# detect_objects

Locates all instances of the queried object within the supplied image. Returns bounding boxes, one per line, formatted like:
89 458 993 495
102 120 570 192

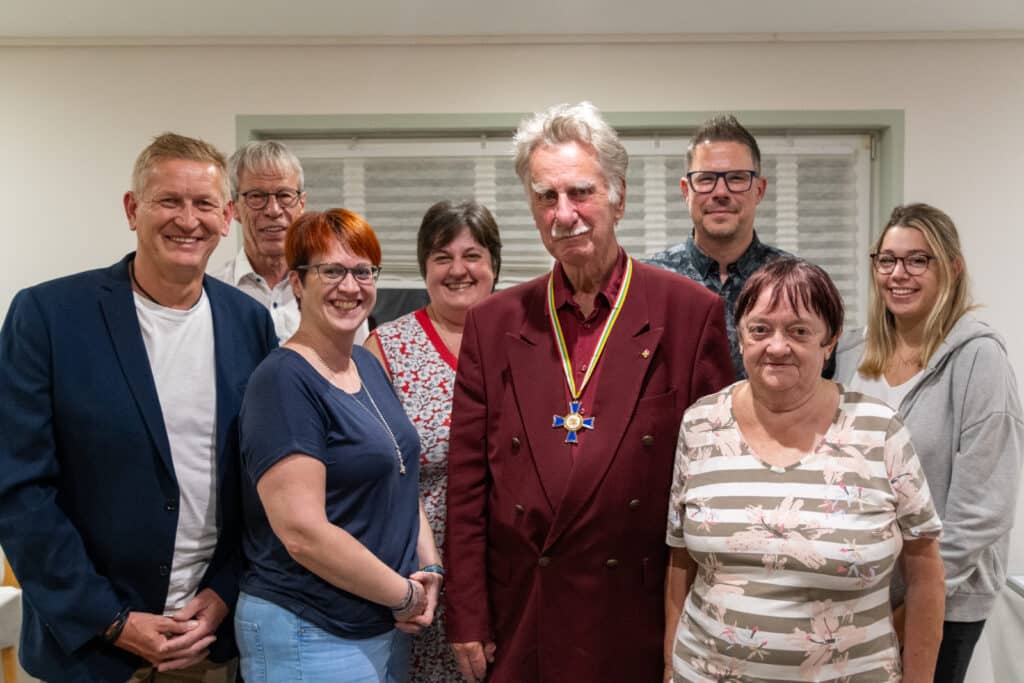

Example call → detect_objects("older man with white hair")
443 102 734 682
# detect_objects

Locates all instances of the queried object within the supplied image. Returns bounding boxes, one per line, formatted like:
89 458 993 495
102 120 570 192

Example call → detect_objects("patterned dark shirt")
645 232 789 380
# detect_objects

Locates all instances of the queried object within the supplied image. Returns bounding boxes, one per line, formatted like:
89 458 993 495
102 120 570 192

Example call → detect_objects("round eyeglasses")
685 170 758 194
870 253 935 275
296 263 381 284
239 189 302 210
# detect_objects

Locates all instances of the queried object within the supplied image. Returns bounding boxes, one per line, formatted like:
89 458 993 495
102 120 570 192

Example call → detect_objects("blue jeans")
235 592 408 683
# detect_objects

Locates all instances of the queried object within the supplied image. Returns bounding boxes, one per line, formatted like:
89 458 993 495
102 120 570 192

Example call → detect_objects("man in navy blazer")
0 133 276 682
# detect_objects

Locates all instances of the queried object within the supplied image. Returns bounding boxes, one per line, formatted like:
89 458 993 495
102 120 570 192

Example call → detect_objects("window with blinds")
287 132 872 326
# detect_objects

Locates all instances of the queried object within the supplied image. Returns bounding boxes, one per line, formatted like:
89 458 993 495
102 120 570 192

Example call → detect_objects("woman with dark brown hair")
667 258 945 682
365 199 501 683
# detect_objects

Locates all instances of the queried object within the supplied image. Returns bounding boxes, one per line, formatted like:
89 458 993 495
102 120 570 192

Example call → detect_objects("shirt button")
158 564 170 577
628 499 641 510
273 303 278 308
514 504 525 513
511 436 521 449
580 363 588 372
538 556 551 567
165 500 177 512
641 434 654 447
605 558 619 568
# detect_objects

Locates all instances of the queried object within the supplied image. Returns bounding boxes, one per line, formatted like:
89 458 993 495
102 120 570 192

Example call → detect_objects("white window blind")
286 132 872 325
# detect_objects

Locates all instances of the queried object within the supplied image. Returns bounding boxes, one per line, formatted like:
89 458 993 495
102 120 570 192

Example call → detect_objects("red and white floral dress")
371 308 460 683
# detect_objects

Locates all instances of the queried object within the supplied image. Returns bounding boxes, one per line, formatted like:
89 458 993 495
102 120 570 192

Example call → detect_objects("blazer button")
514 504 525 513
158 564 170 577
511 436 521 449
628 498 641 510
165 500 177 512
605 558 619 568
538 556 551 567
641 434 654 447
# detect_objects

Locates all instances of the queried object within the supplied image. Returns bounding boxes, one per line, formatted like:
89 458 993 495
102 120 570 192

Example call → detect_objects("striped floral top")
666 383 941 682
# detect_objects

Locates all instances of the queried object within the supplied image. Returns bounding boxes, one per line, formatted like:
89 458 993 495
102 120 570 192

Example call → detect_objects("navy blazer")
0 254 277 682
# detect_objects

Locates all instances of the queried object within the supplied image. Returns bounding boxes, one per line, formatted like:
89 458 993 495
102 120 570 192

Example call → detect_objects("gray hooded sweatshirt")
836 313 1024 621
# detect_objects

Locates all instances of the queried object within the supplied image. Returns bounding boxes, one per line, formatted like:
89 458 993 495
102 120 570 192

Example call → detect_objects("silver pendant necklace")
356 385 407 476
301 342 407 476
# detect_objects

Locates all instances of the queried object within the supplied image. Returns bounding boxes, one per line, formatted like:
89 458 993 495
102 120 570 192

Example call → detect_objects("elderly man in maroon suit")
444 102 735 683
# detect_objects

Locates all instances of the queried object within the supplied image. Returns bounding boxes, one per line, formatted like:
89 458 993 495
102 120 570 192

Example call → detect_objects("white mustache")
550 219 591 240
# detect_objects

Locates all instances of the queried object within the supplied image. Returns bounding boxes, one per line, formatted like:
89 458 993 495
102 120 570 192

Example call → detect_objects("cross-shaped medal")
552 401 595 444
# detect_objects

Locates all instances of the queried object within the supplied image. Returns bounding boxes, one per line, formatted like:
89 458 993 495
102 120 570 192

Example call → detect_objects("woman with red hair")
236 209 441 682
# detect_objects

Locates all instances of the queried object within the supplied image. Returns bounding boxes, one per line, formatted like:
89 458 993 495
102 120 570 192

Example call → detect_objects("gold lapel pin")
641 349 650 359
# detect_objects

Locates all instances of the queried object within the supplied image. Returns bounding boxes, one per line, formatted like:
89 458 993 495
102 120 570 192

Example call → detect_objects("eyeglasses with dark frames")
295 263 381 284
239 189 302 210
685 170 759 194
870 252 935 275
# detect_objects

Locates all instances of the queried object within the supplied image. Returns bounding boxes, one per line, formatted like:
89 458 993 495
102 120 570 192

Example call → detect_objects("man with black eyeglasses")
213 140 368 344
645 115 793 379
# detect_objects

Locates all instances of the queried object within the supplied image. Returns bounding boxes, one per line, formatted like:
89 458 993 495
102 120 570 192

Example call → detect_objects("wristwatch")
103 607 130 644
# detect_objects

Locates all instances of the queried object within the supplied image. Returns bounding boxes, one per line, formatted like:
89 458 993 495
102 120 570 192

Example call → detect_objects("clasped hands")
393 570 443 634
112 587 228 672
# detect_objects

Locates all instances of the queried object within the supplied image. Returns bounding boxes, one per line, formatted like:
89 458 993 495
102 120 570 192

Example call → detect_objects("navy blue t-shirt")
239 346 420 639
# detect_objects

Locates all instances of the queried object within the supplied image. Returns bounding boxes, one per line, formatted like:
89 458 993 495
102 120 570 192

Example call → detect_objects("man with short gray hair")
213 141 307 343
215 141 369 343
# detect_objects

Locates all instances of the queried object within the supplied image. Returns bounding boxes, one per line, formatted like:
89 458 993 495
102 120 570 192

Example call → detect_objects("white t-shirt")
849 369 923 412
134 291 218 614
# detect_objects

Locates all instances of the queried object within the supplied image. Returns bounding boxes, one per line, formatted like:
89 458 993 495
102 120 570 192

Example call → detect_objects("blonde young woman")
837 203 1024 683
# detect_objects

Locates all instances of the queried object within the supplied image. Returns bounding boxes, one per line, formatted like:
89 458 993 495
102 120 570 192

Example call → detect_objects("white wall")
3 39 1023 369
2 35 1023 676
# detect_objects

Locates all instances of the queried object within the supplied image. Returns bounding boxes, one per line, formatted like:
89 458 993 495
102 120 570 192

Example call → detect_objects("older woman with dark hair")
665 258 945 683
365 199 501 683
236 209 442 682
837 203 1024 683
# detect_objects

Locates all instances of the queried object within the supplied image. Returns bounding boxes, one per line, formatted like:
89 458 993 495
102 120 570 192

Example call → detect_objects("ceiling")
4 0 1024 42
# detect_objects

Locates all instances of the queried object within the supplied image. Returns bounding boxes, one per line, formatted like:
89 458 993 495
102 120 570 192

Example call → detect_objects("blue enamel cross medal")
546 258 633 447
552 401 595 444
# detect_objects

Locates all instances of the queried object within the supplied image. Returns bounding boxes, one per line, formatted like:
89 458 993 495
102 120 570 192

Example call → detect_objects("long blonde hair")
860 203 974 378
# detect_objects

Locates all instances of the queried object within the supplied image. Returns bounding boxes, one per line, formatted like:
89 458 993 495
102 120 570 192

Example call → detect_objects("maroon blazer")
445 258 734 682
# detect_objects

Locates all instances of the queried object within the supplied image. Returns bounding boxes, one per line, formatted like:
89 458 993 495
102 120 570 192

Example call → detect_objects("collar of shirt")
228 246 260 287
685 230 773 283
550 248 629 321
230 246 292 292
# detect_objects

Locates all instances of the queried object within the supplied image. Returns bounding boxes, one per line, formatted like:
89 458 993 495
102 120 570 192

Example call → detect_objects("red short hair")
286 208 382 273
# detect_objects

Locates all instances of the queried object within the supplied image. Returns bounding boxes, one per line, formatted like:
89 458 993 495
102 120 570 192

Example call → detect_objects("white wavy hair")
512 101 628 206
